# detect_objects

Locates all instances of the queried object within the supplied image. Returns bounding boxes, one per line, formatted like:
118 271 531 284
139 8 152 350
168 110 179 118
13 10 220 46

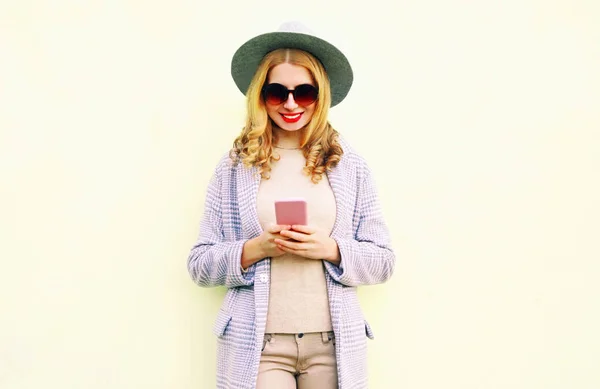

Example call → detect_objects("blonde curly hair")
230 48 343 184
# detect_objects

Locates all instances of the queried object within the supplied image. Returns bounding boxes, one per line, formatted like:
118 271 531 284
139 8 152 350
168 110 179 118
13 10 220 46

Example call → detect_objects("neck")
273 127 302 149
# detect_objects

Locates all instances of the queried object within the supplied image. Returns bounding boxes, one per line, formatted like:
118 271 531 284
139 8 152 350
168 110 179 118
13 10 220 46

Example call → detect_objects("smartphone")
274 198 307 226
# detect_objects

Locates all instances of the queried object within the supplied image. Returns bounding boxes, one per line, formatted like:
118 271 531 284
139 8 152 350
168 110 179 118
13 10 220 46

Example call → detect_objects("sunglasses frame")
261 83 319 106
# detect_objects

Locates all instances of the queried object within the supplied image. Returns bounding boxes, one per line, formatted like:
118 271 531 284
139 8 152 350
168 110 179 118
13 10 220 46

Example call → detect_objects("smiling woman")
186 21 395 389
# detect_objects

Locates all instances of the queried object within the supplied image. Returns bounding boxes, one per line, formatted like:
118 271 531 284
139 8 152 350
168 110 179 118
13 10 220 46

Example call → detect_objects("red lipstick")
281 112 303 123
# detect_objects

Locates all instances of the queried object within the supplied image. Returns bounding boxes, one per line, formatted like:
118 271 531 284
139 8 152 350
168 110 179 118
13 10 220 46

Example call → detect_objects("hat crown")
277 21 314 35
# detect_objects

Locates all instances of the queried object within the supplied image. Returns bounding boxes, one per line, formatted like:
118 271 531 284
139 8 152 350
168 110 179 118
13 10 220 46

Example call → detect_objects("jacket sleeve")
324 162 395 287
187 163 255 288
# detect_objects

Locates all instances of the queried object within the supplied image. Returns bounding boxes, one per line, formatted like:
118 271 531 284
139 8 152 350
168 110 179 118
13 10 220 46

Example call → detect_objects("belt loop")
321 331 328 343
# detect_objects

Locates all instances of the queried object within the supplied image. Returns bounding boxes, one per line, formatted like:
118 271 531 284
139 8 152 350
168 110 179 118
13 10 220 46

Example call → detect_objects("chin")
276 120 308 132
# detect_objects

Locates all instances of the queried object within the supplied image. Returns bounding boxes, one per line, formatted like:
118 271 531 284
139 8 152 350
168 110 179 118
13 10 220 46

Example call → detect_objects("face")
264 63 316 132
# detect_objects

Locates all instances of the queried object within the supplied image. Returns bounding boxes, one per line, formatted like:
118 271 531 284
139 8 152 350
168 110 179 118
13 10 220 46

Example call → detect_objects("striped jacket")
187 137 395 389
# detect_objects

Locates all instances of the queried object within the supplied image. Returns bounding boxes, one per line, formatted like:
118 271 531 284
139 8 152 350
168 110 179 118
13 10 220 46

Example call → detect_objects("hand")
275 225 341 264
241 224 291 269
258 224 292 258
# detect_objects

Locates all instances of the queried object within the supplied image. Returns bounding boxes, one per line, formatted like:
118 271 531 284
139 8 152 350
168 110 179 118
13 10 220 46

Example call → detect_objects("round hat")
231 21 353 107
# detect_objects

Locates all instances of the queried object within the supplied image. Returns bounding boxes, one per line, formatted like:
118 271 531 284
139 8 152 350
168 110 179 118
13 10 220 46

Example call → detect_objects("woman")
187 21 395 389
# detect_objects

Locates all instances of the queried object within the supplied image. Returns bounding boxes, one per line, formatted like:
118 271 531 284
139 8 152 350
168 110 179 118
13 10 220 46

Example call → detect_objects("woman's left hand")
275 225 341 264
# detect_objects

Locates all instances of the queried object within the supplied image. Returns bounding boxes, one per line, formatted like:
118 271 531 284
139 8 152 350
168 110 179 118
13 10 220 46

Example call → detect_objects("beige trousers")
256 332 338 389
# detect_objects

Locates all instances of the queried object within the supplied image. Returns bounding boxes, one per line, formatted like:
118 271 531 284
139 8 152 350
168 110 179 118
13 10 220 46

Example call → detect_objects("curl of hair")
231 48 343 184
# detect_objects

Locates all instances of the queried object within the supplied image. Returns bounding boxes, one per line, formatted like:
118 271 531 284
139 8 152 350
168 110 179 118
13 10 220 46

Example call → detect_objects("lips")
280 112 303 123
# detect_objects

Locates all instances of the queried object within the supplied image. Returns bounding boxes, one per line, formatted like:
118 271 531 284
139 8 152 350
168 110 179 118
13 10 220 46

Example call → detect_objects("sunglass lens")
294 84 318 105
263 84 287 105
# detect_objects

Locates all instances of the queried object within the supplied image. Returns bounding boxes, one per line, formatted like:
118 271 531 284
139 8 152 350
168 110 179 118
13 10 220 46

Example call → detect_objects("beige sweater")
256 147 336 333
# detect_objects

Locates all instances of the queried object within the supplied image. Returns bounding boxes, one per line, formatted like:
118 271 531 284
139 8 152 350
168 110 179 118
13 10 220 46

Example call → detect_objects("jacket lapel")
235 163 263 239
327 153 352 241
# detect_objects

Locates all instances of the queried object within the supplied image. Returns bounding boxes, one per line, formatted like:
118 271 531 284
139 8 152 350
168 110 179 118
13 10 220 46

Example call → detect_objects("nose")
283 92 298 110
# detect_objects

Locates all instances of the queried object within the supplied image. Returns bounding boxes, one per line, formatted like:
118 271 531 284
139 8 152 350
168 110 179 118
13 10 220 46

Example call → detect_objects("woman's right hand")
241 224 291 269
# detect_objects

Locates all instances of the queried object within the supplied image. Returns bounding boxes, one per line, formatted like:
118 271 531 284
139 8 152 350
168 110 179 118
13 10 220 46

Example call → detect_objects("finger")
279 229 310 242
274 238 305 251
290 224 317 234
268 235 290 243
277 244 304 256
267 224 291 234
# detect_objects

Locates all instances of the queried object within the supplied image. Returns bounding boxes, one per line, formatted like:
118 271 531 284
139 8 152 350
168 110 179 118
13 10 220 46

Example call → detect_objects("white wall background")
1 0 599 388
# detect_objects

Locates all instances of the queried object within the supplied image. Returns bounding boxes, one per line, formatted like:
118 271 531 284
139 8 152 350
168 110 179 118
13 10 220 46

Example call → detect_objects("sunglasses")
262 83 319 106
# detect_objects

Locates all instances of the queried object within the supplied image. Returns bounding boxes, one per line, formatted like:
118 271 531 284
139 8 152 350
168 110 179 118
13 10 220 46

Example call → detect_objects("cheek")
304 106 316 122
266 106 280 121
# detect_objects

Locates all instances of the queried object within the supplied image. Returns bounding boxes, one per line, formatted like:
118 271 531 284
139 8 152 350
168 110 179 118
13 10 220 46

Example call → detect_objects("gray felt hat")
231 21 353 107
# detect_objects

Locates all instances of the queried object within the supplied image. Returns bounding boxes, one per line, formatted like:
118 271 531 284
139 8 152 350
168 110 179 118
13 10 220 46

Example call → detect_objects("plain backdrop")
1 0 599 388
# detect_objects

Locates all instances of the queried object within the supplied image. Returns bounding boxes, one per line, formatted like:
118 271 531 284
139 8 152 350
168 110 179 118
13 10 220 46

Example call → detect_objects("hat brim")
231 31 353 107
